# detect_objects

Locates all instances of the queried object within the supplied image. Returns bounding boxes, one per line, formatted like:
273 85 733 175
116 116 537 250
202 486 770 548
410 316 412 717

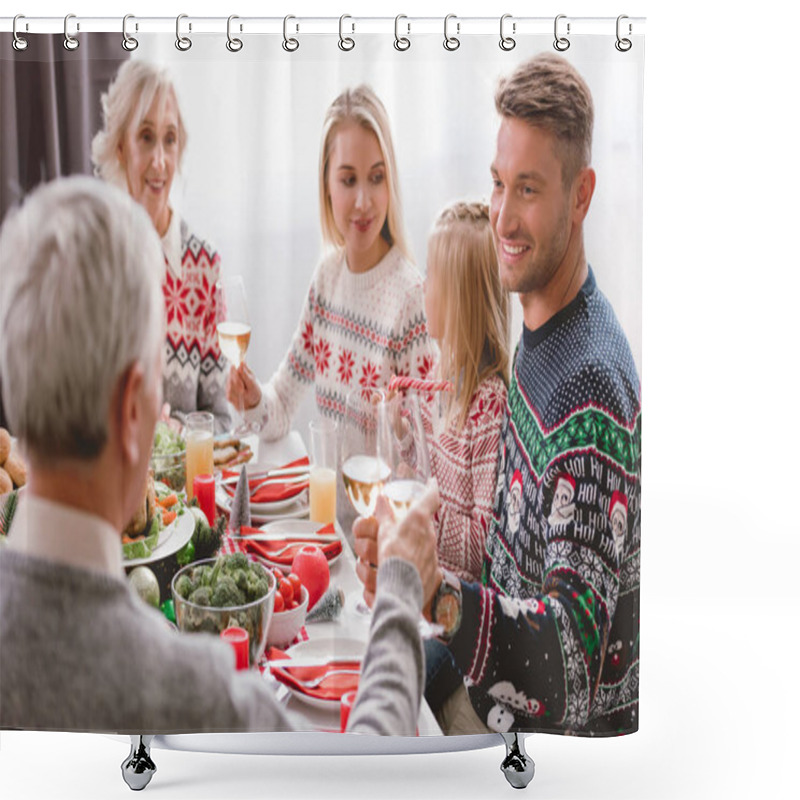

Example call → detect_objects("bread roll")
123 471 155 537
0 467 12 495
0 428 10 464
3 452 26 488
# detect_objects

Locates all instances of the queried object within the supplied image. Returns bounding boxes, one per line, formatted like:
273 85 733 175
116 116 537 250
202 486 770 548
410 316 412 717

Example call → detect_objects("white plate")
251 487 309 514
248 519 342 569
277 636 366 710
216 483 309 517
123 508 194 567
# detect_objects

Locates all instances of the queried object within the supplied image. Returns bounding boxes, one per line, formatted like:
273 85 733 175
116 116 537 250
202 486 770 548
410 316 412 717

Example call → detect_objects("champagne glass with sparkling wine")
216 275 256 435
341 387 391 614
377 390 430 522
341 388 391 519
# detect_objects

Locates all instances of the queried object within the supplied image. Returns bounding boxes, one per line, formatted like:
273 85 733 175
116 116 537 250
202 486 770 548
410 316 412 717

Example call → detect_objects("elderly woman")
91 60 231 433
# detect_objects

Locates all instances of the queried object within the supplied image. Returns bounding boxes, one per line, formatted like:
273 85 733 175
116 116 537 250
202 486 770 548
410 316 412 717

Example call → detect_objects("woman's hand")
226 363 262 411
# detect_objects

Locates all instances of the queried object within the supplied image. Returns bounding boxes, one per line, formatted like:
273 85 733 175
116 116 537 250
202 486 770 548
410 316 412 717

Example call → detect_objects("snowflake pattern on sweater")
246 246 435 439
161 215 231 433
447 268 641 737
420 373 507 582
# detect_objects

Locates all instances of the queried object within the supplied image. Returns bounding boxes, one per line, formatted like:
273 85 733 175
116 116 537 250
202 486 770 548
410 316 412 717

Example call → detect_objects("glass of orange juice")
185 411 215 502
309 419 338 525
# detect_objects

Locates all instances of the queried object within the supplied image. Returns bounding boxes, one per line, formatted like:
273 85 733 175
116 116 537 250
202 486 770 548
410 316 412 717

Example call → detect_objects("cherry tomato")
279 579 294 606
273 591 285 613
287 599 298 610
287 573 303 603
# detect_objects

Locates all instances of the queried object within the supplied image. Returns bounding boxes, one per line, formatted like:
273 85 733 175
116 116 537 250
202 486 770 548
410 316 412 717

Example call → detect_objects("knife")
271 656 363 669
229 532 339 543
220 466 310 486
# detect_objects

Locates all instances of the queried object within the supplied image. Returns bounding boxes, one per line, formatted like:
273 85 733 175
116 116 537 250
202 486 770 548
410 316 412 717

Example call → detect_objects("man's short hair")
0 177 164 461
495 53 594 186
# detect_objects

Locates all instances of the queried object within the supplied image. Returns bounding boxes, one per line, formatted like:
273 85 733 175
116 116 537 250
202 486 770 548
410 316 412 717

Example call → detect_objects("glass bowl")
151 448 187 493
171 556 276 667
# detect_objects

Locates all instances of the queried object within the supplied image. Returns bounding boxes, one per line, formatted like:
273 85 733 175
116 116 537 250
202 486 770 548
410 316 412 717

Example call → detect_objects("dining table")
215 430 443 738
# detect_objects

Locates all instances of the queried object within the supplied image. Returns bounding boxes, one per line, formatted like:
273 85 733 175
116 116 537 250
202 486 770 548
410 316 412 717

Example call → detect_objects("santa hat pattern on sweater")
609 490 628 519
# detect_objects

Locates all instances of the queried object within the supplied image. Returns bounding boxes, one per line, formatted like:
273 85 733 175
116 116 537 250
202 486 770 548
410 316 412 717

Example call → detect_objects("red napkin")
222 457 310 504
268 652 360 701
238 523 342 567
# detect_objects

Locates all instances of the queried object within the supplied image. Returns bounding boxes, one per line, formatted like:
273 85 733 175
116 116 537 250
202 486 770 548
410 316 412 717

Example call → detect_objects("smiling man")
356 53 642 738
459 52 642 736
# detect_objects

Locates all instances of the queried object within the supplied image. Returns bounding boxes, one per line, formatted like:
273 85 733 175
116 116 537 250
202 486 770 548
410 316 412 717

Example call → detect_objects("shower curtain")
0 19 643 741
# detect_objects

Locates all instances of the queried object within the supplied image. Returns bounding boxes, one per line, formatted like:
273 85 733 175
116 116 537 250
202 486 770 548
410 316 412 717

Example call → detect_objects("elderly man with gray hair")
0 176 438 735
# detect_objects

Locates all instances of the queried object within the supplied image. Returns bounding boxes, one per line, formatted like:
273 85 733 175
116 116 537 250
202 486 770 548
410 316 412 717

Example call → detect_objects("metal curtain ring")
394 15 410 51
283 15 299 52
615 15 632 52
553 14 570 52
12 14 29 51
227 15 243 52
444 14 460 51
500 14 516 51
122 14 139 52
63 13 79 51
339 15 355 51
175 14 192 51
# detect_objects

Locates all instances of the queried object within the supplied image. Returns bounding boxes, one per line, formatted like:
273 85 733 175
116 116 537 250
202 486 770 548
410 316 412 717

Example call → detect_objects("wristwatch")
431 568 462 644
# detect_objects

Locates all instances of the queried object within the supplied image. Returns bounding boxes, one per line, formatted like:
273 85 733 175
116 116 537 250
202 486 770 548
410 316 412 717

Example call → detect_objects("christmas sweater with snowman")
244 245 435 439
447 267 641 736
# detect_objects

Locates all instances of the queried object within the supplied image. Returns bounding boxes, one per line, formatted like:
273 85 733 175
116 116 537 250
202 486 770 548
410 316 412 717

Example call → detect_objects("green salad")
151 421 186 491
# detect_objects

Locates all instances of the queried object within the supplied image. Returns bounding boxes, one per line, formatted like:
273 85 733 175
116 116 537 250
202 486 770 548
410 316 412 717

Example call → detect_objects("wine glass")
341 387 390 615
216 275 257 435
341 387 391 519
377 390 430 522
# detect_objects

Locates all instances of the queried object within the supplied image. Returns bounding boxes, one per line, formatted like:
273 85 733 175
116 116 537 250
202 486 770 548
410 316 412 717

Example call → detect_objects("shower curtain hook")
122 14 139 52
553 14 570 51
283 15 299 52
227 15 243 52
12 15 29 51
63 14 79 51
394 15 411 51
444 14 460 51
615 15 632 52
176 14 192 51
499 14 516 51
339 15 355 51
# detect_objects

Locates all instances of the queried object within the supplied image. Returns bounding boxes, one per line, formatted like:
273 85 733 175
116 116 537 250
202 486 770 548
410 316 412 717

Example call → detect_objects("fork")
249 474 309 499
257 541 336 559
289 668 361 689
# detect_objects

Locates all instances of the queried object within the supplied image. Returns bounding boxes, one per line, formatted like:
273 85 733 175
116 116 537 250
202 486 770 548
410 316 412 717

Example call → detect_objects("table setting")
114 413 442 736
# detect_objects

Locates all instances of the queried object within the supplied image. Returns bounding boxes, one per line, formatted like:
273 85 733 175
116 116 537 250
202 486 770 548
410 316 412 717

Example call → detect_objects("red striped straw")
387 376 454 393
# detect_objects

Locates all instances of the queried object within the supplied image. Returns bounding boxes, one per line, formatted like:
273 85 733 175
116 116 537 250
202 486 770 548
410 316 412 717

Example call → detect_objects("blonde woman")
92 60 230 433
228 85 434 438
421 201 510 582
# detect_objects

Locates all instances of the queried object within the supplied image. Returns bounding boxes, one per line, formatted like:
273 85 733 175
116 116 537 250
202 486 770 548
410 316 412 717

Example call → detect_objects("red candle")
340 690 357 732
193 473 216 526
220 626 249 670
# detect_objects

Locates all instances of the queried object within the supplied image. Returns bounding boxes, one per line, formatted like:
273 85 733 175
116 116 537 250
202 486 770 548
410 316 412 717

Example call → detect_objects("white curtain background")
135 33 643 434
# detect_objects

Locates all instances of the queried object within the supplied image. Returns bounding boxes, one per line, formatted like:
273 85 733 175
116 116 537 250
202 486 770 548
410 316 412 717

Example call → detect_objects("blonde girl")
421 201 510 582
229 85 434 438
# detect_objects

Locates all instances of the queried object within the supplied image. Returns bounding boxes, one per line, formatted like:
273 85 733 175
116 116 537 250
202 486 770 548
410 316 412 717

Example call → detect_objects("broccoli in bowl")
171 553 276 666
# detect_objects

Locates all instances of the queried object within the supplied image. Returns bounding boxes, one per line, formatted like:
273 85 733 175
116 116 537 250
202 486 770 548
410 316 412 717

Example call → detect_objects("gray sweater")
0 550 423 735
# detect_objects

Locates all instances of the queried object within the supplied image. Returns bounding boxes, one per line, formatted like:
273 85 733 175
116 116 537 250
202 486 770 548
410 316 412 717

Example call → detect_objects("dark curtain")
0 33 127 430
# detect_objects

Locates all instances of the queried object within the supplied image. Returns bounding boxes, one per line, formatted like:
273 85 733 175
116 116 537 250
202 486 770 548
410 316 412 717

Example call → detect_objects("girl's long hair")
428 201 509 430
